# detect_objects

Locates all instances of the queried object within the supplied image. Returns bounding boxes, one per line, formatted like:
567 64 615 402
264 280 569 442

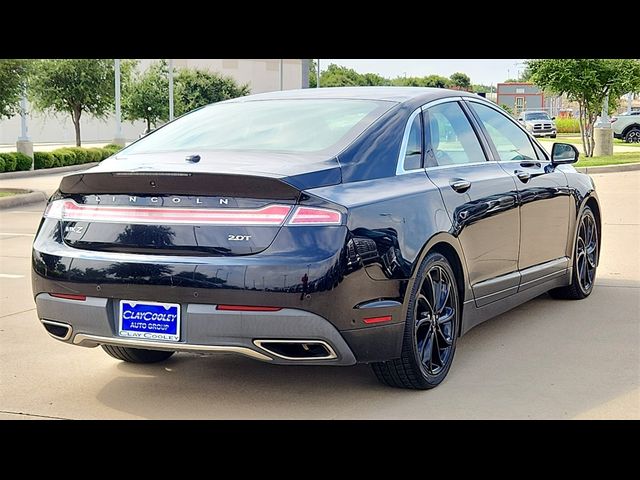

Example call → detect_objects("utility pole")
280 59 284 90
112 59 126 147
168 59 174 121
316 59 320 88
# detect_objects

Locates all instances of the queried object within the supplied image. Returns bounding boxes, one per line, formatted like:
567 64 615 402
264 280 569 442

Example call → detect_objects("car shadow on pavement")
94 284 639 419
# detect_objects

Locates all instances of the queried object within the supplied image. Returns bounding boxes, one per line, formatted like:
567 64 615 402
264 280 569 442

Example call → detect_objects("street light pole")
316 59 320 88
628 92 633 115
113 59 125 147
16 85 33 168
280 59 284 90
168 59 174 121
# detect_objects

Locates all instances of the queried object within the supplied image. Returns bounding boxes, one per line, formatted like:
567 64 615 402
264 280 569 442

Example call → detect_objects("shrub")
86 148 103 162
556 118 580 134
66 147 88 164
0 153 18 172
99 148 113 160
103 143 123 152
34 152 55 169
0 157 5 173
14 152 32 171
51 148 78 166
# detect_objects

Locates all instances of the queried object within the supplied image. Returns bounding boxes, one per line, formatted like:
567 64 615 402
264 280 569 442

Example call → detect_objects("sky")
320 59 527 85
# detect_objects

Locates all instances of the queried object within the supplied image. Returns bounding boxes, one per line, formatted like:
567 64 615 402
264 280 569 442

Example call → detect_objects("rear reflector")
45 199 292 226
216 305 282 312
50 293 87 301
288 206 342 225
363 315 392 324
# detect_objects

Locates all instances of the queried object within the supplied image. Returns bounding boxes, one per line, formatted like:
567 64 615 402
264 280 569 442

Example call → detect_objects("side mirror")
551 116 556 120
518 118 524 123
551 143 579 165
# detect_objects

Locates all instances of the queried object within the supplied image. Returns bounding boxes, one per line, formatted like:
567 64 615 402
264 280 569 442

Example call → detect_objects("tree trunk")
71 107 82 147
146 117 151 132
578 102 588 157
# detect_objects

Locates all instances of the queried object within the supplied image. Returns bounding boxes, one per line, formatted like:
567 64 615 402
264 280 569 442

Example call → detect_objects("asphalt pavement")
0 171 638 419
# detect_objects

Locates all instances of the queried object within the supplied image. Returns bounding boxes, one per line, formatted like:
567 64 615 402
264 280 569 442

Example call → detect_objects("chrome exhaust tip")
253 339 337 361
41 319 73 341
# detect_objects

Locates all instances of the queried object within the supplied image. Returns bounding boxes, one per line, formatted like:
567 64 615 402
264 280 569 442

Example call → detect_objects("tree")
318 64 389 87
392 74 451 88
0 59 30 119
29 59 131 146
472 84 495 94
449 72 471 90
528 59 640 156
122 60 169 131
174 68 249 116
308 59 317 88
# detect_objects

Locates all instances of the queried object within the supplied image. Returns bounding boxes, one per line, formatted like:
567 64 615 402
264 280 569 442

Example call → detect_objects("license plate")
118 300 180 342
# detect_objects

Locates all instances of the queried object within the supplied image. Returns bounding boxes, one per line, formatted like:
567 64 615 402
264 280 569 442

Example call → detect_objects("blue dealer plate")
118 300 181 342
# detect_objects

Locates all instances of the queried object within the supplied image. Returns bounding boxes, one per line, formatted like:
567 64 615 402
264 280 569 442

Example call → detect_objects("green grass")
575 152 640 167
539 135 640 147
0 191 17 197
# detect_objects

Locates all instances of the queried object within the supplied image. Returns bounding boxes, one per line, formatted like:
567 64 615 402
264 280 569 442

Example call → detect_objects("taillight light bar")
45 200 292 226
216 305 282 312
44 200 343 226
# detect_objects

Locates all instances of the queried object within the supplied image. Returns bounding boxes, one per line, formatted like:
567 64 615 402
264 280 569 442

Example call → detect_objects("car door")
423 100 521 307
466 100 572 291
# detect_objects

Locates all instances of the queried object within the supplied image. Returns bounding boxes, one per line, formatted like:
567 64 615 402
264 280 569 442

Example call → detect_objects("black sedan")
32 87 600 389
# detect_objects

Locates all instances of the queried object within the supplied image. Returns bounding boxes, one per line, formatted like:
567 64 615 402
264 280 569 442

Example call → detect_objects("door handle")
515 170 531 182
450 179 471 193
519 160 540 168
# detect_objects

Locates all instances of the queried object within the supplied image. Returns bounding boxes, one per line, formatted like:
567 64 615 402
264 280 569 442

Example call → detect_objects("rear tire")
101 345 175 363
550 134 557 138
549 206 598 300
624 127 640 143
371 252 459 389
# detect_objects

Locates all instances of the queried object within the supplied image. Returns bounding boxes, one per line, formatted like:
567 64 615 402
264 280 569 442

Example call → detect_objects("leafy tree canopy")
0 59 31 119
122 60 169 130
174 68 249 116
449 72 471 89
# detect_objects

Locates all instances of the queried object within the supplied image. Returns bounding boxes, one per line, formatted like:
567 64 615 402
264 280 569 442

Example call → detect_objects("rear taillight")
288 206 342 225
44 199 292 226
44 199 343 226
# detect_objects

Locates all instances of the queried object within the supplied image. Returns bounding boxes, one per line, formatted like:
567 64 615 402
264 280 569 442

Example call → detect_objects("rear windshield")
524 112 550 120
122 99 392 155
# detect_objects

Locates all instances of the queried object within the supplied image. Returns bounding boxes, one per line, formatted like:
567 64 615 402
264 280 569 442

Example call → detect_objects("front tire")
371 252 459 389
550 206 598 300
102 345 175 363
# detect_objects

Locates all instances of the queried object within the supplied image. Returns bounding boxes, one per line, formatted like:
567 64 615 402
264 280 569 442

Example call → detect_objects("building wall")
496 82 544 114
0 59 305 145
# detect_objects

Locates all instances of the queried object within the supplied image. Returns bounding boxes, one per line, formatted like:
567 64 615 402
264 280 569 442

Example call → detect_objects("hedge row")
0 144 122 173
34 145 122 170
0 152 33 173
555 118 581 134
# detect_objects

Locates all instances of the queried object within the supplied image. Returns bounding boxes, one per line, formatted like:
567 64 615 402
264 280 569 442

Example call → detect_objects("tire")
371 252 460 389
550 134 557 138
624 127 640 143
549 206 598 300
101 344 175 363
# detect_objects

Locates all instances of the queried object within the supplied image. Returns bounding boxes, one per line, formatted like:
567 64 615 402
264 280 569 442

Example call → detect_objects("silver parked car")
517 111 557 138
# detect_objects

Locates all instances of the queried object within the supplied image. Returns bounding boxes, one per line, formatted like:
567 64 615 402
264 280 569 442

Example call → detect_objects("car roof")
228 86 478 104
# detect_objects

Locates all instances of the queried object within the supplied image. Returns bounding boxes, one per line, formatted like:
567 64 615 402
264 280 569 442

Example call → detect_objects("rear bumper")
532 129 556 137
32 219 407 363
36 293 358 365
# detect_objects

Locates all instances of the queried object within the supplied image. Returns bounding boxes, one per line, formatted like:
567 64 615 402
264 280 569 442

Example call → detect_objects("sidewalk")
0 171 71 197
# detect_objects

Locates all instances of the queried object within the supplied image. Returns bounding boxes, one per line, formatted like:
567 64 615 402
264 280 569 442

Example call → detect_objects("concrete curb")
0 189 48 209
0 163 98 180
576 162 640 174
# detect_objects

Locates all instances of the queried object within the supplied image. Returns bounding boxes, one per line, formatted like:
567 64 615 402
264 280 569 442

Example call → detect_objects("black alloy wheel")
372 252 459 389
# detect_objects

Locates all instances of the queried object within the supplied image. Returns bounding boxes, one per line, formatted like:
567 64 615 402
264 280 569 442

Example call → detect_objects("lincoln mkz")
32 88 600 389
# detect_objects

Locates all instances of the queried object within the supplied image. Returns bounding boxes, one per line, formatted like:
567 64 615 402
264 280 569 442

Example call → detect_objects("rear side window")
470 102 537 161
403 114 423 170
424 102 486 166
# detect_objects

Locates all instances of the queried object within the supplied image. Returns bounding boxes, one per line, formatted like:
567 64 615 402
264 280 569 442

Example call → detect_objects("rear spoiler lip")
58 165 342 199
